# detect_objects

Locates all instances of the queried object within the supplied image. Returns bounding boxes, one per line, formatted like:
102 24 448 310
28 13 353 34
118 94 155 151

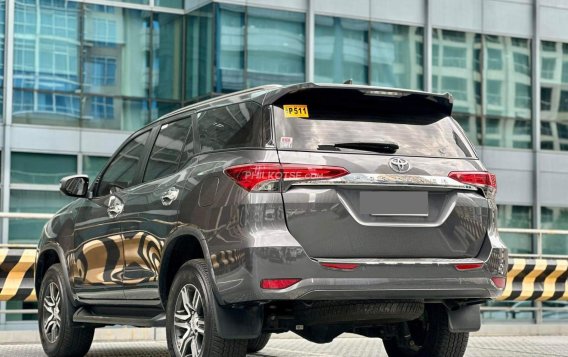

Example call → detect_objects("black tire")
166 259 247 357
297 300 424 326
382 304 469 357
38 264 94 357
247 333 271 353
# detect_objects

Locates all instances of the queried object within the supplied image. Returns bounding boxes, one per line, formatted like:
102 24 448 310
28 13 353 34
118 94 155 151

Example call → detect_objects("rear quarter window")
197 102 264 153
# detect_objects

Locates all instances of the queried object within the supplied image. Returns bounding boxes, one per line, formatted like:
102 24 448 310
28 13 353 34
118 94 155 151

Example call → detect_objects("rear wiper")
318 142 399 154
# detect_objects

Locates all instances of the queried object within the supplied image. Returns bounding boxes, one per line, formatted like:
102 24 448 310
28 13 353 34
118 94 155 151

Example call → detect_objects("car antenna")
343 79 353 84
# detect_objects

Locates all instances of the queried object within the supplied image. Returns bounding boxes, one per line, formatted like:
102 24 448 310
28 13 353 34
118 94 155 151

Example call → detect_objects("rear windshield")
272 89 475 159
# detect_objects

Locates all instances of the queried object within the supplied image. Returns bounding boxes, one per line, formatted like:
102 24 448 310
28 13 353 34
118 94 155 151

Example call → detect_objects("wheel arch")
159 230 215 308
159 229 263 340
35 244 77 306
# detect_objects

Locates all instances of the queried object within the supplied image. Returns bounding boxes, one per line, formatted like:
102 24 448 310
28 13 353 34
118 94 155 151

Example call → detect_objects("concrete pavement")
0 335 566 356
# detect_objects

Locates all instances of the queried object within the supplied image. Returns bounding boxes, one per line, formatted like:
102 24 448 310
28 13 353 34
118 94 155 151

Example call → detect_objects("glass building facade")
1 0 568 323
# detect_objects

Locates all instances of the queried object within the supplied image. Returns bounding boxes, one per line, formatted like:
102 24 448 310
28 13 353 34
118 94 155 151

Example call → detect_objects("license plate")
359 191 428 216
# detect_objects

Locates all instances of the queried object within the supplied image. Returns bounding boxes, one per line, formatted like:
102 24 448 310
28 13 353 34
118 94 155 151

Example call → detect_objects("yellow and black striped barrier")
497 258 568 301
0 247 36 302
0 248 566 303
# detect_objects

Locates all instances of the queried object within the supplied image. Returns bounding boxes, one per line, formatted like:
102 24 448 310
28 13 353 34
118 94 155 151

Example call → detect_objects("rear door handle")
107 195 124 218
161 187 179 206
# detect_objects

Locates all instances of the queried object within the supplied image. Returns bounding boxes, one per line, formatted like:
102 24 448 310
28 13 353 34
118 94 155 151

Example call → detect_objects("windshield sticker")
283 105 309 118
280 136 293 148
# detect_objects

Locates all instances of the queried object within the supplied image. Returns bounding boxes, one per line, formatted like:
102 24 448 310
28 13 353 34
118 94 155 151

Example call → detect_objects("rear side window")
197 102 263 153
143 117 192 182
97 131 150 196
273 89 475 159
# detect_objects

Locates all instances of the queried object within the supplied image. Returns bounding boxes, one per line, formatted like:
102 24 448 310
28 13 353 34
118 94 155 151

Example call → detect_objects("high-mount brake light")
224 163 349 192
448 171 497 193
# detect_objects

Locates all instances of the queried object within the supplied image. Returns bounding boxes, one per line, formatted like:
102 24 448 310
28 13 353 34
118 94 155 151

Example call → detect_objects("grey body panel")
35 83 507 337
277 151 489 259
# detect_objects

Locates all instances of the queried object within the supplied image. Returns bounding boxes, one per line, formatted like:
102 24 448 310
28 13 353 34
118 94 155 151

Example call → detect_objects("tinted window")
97 131 150 196
197 102 262 152
180 118 195 167
273 89 475 159
144 117 192 182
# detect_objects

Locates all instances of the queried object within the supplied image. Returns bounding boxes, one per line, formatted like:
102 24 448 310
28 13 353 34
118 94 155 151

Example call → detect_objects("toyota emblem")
389 157 410 173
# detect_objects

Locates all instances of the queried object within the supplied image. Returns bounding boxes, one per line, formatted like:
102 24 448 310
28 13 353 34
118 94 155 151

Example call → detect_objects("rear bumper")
211 231 507 305
261 277 498 301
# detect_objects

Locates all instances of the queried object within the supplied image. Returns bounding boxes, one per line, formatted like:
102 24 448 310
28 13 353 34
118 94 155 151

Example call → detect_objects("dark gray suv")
35 83 507 357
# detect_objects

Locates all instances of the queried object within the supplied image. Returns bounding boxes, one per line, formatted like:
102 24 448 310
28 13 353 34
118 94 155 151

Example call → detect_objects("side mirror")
60 175 90 198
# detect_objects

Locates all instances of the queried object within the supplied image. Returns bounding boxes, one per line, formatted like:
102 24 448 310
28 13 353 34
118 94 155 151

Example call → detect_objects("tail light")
491 276 506 289
448 171 497 197
260 278 301 289
320 262 359 270
487 247 508 290
455 263 483 271
224 163 349 192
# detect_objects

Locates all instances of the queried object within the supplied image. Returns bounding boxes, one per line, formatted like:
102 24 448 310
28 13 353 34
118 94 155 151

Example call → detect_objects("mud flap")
212 296 263 339
447 304 481 333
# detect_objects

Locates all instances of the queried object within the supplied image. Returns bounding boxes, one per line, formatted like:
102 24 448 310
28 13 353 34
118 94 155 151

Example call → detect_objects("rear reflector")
491 276 506 289
320 262 359 270
224 163 349 192
448 171 497 190
260 278 301 290
455 263 483 271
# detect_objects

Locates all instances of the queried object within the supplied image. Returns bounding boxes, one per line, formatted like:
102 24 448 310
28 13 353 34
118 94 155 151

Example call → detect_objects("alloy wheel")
42 282 62 343
174 284 205 357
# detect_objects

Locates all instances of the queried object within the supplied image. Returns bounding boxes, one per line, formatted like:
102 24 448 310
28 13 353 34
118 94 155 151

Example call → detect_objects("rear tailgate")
272 87 490 259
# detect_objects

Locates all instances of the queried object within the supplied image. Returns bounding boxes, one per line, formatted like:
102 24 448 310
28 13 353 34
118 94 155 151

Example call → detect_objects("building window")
82 155 109 179
441 76 467 101
540 40 568 151
541 207 568 256
153 13 183 100
497 204 533 255
155 0 183 9
541 58 555 79
83 6 150 98
90 96 114 119
216 4 245 92
487 48 503 70
186 4 213 99
442 30 465 42
11 152 76 185
483 36 532 149
9 190 73 243
443 46 467 68
370 23 423 90
13 0 80 93
315 16 369 85
8 153 78 243
563 61 568 84
513 53 530 75
85 57 116 86
12 90 34 113
214 5 306 92
515 83 531 109
14 0 36 34
432 29 481 144
11 0 157 130
541 87 552 111
247 7 305 88
560 91 568 112
542 40 556 52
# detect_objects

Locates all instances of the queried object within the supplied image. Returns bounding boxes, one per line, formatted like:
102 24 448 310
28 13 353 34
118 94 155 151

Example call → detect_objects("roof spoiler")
264 83 454 116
